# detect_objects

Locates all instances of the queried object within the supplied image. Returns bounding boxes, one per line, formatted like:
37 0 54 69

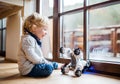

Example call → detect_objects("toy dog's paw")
61 67 65 74
82 60 91 73
61 67 69 74
75 69 82 77
86 60 90 68
61 64 69 74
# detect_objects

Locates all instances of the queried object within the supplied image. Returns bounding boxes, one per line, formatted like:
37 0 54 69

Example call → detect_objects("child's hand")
57 63 64 70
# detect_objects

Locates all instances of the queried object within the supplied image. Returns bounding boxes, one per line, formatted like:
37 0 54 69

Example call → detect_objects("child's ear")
31 24 37 31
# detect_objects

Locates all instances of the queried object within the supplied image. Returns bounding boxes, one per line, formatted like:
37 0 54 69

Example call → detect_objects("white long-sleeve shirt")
17 35 47 75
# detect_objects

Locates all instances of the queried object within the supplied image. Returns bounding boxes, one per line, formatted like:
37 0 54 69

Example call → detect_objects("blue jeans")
27 62 58 77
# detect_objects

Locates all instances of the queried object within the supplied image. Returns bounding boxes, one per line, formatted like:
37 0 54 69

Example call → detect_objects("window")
38 0 120 74
0 18 6 56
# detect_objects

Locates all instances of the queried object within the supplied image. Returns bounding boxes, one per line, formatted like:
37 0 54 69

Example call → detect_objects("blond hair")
23 12 49 35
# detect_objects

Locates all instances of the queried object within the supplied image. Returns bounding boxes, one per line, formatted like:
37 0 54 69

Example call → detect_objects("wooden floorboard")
0 61 120 84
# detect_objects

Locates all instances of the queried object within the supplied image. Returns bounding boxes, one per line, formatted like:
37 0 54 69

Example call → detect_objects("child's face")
32 25 48 39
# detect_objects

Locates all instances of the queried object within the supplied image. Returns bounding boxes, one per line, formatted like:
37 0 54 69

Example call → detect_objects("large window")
38 0 120 74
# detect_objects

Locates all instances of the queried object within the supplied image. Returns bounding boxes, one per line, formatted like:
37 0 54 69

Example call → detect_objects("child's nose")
44 31 48 36
45 31 48 35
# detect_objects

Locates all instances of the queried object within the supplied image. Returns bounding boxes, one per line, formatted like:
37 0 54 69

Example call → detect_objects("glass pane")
3 18 6 28
88 0 109 5
89 4 120 27
88 4 120 62
41 19 53 59
60 12 83 59
3 30 6 51
60 0 84 12
41 0 53 16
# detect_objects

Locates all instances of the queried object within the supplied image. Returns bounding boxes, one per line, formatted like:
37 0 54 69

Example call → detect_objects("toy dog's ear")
74 48 80 55
60 47 64 53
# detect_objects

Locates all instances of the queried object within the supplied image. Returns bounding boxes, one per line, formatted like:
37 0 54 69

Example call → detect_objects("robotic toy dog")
60 47 90 77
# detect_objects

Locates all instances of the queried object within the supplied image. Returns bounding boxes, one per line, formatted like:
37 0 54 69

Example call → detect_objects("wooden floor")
0 59 120 84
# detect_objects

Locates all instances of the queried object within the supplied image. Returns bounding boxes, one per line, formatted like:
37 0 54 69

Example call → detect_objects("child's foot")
52 62 58 70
